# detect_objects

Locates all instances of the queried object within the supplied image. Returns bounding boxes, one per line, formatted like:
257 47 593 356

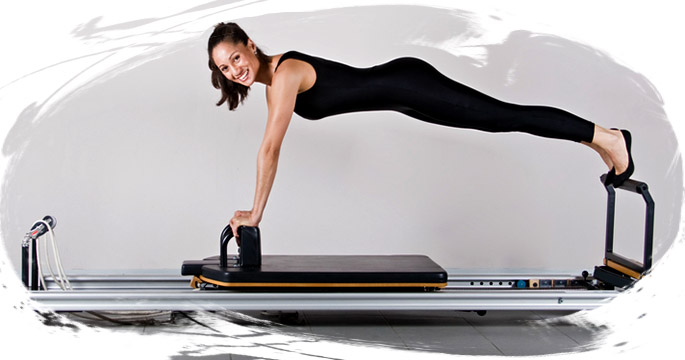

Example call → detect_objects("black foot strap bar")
594 175 655 288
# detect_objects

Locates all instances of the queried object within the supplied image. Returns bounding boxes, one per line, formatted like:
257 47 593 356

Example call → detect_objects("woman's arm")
228 62 303 237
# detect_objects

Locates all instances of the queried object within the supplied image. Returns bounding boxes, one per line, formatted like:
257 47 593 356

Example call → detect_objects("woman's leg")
377 58 594 142
376 58 630 176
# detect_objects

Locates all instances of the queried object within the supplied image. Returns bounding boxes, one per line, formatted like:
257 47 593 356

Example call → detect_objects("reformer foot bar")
24 175 652 312
593 175 655 288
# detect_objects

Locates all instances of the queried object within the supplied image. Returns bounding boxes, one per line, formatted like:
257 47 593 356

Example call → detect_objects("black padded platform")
182 255 447 289
182 226 447 290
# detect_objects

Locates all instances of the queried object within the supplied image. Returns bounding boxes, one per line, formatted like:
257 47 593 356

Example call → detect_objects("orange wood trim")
199 275 446 288
606 259 643 279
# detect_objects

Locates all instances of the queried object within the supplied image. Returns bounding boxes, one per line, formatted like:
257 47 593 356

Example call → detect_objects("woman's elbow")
260 142 281 159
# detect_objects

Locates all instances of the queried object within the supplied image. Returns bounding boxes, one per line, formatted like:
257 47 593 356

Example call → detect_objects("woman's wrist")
249 209 263 225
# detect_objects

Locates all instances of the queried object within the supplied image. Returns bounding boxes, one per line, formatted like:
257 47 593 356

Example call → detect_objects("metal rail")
38 273 595 291
30 272 619 312
30 289 616 312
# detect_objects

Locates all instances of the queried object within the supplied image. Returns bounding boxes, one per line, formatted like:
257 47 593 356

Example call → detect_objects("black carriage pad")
196 255 447 288
181 256 219 276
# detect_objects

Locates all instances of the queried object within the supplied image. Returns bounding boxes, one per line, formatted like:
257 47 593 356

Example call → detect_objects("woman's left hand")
229 210 260 238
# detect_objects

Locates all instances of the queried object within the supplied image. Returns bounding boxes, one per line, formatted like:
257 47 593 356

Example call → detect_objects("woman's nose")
229 64 241 78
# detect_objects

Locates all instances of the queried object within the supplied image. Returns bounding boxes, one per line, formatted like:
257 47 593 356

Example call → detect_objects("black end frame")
22 216 58 290
594 175 655 288
21 238 39 290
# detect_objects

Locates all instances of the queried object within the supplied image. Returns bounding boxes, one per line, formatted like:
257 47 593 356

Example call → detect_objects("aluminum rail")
30 272 619 312
42 274 189 291
30 289 616 312
39 273 596 291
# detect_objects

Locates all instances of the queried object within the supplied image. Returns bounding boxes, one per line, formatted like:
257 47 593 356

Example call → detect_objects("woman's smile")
236 68 249 82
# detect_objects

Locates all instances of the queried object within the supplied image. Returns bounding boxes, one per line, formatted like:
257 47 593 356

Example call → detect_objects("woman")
207 22 634 238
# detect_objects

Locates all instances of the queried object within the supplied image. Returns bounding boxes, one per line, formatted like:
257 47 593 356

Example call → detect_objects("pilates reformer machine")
23 176 654 313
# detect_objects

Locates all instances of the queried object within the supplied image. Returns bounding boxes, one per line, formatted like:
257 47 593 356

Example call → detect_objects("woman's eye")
234 56 240 62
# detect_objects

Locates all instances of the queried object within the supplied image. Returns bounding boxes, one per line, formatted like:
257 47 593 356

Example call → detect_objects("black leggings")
373 58 596 143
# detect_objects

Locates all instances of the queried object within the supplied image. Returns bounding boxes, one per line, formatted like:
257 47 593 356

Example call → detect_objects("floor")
63 309 606 358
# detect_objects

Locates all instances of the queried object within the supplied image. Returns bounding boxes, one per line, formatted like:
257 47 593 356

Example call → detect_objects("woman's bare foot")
590 126 630 175
583 140 614 171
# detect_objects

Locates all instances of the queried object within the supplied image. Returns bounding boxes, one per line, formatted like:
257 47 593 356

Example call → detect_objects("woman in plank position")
207 23 634 237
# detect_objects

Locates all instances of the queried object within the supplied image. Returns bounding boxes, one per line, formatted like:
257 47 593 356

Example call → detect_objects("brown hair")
208 22 271 110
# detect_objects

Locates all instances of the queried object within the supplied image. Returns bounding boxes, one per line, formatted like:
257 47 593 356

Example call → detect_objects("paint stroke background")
0 1 682 274
0 0 683 359
0 0 680 276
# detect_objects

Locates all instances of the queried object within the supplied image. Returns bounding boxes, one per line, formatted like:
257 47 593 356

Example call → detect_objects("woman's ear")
247 39 257 54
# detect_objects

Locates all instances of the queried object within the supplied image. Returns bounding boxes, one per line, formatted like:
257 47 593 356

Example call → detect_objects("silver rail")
30 272 619 312
31 289 616 312
40 272 596 290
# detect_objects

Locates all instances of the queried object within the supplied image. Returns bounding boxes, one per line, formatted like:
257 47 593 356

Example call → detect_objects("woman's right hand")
229 210 260 238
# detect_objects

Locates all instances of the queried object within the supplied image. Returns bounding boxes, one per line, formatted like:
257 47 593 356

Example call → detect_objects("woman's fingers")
229 217 239 238
229 210 254 238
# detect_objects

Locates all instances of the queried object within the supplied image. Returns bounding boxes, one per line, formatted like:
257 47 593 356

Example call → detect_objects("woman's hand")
229 210 260 238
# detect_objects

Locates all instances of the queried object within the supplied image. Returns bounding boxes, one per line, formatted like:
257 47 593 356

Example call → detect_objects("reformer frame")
23 176 654 312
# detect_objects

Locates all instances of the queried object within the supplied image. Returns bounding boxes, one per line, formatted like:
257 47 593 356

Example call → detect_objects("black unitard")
276 51 595 143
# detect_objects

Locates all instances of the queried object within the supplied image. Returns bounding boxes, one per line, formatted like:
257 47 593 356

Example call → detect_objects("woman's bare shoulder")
274 55 308 76
270 55 316 94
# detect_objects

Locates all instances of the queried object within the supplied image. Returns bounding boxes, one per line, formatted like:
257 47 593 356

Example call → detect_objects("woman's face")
212 39 259 87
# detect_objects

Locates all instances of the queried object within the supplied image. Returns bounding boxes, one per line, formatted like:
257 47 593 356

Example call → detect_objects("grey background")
2 5 680 275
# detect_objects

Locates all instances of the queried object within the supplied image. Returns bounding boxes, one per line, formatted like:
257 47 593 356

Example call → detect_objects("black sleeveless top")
275 50 412 120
